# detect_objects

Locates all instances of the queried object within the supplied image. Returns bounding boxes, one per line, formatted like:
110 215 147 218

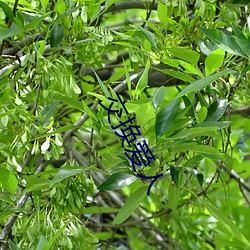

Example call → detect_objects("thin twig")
141 0 156 28
219 162 250 193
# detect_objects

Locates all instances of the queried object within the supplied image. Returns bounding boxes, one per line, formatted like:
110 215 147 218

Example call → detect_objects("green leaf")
112 185 148 224
51 166 86 186
0 2 14 21
0 168 18 194
168 182 180 210
205 99 228 122
156 68 195 83
80 206 120 214
194 121 231 129
170 166 180 186
157 1 168 24
203 201 250 248
36 235 48 250
93 70 111 98
205 49 225 75
42 223 69 250
40 0 49 9
9 241 21 250
200 28 247 58
50 24 64 47
53 92 84 112
138 27 157 48
98 172 137 191
0 26 23 42
198 106 208 122
134 59 151 98
24 177 51 192
170 126 220 139
41 100 60 125
185 167 204 187
0 209 23 223
168 47 200 65
176 70 231 98
155 99 179 137
151 86 166 111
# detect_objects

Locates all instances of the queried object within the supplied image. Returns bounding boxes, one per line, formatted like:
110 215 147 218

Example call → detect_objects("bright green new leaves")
0 168 18 194
205 99 228 122
203 201 250 248
50 24 64 47
112 185 148 224
98 172 137 191
205 49 225 75
168 47 200 65
157 1 168 24
155 98 179 137
177 69 230 98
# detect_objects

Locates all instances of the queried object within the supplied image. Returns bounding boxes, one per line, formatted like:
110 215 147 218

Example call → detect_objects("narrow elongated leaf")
205 99 228 122
194 121 231 129
98 172 137 191
156 68 195 83
8 241 21 250
0 168 18 194
170 126 219 139
157 1 168 24
168 183 180 210
234 36 250 58
42 223 69 250
112 186 148 224
24 177 51 192
177 70 230 98
151 86 166 111
168 47 200 65
0 26 23 42
200 28 247 58
93 70 111 98
134 59 150 98
50 24 64 47
203 201 250 248
0 2 14 21
51 166 86 186
170 166 180 186
36 236 48 250
0 209 23 223
80 206 120 214
155 99 179 137
53 92 84 112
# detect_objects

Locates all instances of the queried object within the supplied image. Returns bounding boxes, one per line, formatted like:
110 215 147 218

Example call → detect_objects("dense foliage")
1 0 250 249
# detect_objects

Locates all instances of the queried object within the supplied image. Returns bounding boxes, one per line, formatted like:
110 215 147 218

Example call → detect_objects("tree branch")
219 163 250 193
